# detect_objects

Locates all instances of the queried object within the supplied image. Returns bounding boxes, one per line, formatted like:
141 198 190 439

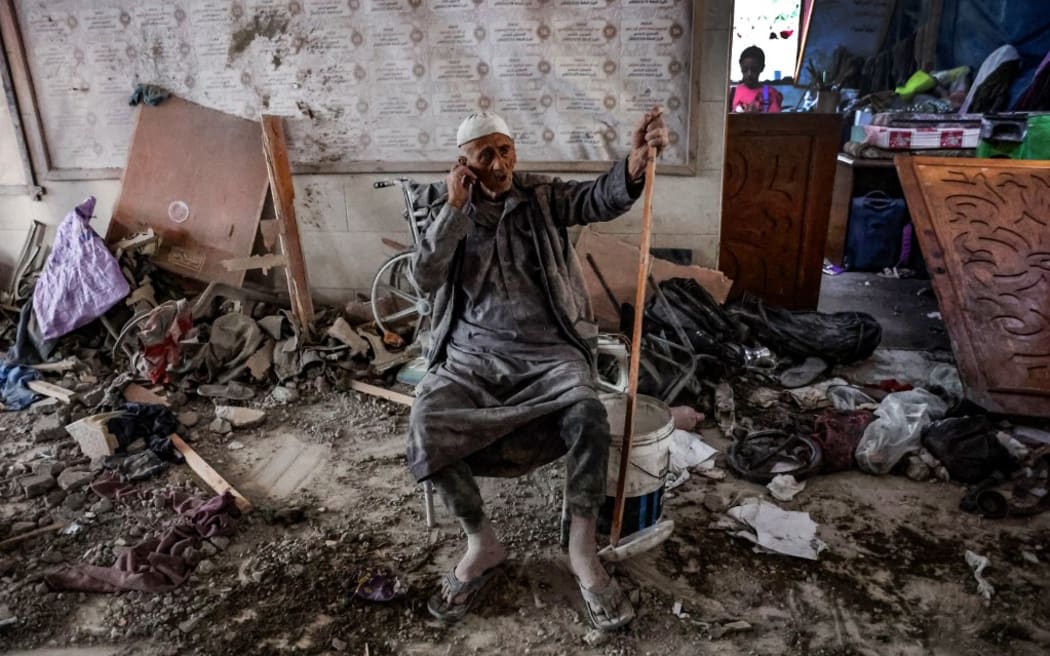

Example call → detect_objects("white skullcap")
456 112 512 147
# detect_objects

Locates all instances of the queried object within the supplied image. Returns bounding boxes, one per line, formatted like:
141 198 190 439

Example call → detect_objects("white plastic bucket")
598 393 674 534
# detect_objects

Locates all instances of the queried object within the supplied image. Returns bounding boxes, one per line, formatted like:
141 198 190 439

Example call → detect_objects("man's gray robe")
406 160 640 482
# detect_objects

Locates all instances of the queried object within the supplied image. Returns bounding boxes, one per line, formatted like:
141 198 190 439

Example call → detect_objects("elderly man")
408 108 668 629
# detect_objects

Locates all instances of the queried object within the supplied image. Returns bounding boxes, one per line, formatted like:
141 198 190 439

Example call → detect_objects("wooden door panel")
719 114 840 309
897 157 1050 416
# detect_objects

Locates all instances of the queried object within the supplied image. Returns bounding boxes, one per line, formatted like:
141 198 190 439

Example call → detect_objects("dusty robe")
406 159 640 481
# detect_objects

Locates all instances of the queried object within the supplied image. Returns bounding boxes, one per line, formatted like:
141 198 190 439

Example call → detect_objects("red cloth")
811 410 876 473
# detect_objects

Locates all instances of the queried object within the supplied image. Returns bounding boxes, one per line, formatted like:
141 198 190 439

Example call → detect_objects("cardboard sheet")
575 227 733 331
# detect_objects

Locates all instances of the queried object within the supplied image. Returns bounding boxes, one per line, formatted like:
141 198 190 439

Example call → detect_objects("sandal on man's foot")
427 565 502 623
579 577 635 631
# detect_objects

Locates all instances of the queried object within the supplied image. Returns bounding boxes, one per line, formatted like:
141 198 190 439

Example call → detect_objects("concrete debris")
702 493 729 514
65 413 123 460
326 317 369 355
31 413 68 443
330 637 347 652
19 474 56 499
208 418 233 434
56 469 94 492
583 628 609 646
177 411 201 428
31 461 64 478
269 385 299 404
215 405 267 429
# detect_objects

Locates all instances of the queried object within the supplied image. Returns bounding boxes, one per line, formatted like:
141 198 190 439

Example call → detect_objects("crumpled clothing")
10 295 57 365
811 409 876 473
105 402 181 462
32 197 130 341
136 299 192 384
90 471 140 501
0 361 41 410
128 83 170 107
45 491 240 593
185 312 264 383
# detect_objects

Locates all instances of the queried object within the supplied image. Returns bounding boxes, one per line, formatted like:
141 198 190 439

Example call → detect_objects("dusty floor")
1 389 1049 656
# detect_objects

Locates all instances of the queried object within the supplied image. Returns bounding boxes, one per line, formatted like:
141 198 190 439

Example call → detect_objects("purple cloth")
32 197 130 341
44 491 240 593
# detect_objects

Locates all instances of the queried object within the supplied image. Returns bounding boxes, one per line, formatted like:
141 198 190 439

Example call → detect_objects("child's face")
740 57 763 88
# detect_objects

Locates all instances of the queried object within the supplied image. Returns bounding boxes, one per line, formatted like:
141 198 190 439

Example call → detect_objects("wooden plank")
260 115 315 336
0 522 67 552
26 380 75 403
610 149 656 547
221 253 288 272
895 156 1050 417
107 97 270 288
350 380 414 407
0 0 50 182
28 357 79 373
824 157 853 267
171 434 252 513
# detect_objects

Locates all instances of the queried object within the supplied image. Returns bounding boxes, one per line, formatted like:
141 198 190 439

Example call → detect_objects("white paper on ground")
767 474 806 501
668 429 718 473
727 497 827 560
965 550 995 601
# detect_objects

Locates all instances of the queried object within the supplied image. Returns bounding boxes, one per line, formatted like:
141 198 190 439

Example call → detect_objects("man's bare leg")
568 514 609 589
454 518 507 583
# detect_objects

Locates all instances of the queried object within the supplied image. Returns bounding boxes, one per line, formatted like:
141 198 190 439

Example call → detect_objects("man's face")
740 57 763 89
462 133 516 197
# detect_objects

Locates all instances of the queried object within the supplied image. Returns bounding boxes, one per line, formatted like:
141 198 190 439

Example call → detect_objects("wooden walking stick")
610 146 657 547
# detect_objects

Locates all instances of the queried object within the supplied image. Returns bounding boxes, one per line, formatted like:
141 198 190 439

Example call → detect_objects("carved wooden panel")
719 114 841 309
897 157 1050 417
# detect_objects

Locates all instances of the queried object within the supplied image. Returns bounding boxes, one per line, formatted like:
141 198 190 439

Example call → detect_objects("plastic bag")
32 197 130 341
927 364 964 405
855 389 948 475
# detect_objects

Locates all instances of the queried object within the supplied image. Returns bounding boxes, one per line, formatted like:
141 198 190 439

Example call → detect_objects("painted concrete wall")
0 1 732 305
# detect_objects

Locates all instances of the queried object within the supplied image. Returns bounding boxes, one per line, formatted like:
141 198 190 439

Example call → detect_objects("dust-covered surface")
1 390 1048 656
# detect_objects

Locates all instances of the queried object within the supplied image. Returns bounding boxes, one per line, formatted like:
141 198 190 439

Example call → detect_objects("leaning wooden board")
106 97 269 288
896 156 1050 417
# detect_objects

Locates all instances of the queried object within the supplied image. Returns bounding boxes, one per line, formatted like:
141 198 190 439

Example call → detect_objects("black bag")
727 295 881 365
845 191 908 271
922 416 1019 484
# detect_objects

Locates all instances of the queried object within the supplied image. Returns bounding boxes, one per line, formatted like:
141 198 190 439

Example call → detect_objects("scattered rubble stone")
11 521 36 535
40 549 65 565
269 386 299 405
32 461 65 478
45 489 67 509
583 629 608 646
62 492 87 511
209 418 233 434
90 498 114 514
331 637 347 652
19 474 56 499
57 469 94 492
32 414 68 443
702 493 729 514
197 560 216 575
177 411 201 428
210 536 230 551
215 406 267 429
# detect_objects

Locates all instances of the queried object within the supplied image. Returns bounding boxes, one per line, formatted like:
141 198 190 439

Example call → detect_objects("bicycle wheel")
370 251 430 343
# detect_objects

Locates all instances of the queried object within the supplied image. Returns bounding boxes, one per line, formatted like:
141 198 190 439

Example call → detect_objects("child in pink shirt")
730 46 783 113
